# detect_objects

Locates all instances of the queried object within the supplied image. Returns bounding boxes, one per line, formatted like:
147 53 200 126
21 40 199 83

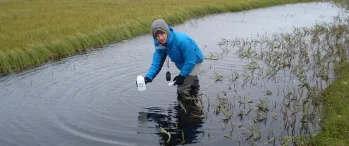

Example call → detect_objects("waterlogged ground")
0 2 347 146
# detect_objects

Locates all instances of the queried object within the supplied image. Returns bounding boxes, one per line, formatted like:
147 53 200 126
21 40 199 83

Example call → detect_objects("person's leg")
177 75 196 98
177 63 202 112
177 75 202 114
188 63 201 97
190 77 200 97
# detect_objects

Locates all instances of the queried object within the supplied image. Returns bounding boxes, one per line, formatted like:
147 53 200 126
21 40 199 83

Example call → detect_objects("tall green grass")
304 62 349 146
0 0 315 75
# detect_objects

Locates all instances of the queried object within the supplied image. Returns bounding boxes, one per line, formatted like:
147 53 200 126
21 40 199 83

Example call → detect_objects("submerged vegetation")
156 11 349 145
0 0 315 75
187 10 349 145
147 12 349 143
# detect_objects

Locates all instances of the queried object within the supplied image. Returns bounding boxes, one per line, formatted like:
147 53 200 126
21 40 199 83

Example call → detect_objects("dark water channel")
0 2 346 146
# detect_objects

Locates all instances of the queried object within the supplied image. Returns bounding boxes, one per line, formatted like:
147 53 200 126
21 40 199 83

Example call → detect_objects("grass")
304 0 349 145
304 62 349 145
0 0 315 75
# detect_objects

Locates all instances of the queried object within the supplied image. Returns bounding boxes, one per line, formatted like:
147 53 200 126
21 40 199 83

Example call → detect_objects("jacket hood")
151 19 171 38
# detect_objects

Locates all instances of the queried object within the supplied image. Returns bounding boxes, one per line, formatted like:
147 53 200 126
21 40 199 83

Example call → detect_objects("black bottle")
166 71 171 81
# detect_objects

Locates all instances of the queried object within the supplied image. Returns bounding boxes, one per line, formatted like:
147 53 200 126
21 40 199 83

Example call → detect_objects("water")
0 2 346 146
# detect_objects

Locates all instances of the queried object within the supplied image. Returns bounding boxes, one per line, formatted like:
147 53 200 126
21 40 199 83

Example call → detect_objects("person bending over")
138 18 204 97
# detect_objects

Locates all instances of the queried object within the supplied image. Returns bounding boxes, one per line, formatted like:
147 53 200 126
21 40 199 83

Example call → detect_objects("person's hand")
173 75 185 85
136 77 152 87
144 77 152 84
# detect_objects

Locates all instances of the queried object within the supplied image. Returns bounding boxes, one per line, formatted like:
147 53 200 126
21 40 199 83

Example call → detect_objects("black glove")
136 77 152 87
144 77 152 84
173 75 185 85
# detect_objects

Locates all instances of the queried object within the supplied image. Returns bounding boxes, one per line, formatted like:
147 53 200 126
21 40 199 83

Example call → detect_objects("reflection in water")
138 95 205 146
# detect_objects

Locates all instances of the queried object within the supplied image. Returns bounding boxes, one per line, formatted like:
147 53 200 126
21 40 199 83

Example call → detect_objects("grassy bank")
303 0 349 145
305 1 349 144
0 0 315 75
305 62 349 145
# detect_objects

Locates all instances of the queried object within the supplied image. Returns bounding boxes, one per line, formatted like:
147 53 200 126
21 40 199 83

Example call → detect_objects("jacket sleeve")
179 38 197 77
145 49 167 80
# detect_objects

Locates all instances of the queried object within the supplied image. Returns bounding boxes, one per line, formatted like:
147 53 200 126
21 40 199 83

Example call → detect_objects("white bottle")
137 75 146 91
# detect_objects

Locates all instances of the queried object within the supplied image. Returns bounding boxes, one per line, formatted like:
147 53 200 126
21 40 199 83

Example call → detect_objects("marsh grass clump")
244 122 262 141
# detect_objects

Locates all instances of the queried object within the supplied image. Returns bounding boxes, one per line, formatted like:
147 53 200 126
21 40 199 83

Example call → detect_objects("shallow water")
0 2 346 146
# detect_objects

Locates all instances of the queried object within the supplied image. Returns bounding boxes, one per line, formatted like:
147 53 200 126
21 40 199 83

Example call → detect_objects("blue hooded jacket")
145 26 204 80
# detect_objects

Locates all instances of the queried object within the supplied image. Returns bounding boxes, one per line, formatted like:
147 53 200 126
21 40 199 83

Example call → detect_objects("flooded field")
0 2 347 146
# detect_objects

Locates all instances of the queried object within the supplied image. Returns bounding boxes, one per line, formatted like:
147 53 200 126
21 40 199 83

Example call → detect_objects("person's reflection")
138 95 205 145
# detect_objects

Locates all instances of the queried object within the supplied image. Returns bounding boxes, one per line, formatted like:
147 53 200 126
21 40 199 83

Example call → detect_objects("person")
138 18 204 98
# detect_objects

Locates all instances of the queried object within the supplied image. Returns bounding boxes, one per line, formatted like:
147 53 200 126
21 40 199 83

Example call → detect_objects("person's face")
156 32 167 44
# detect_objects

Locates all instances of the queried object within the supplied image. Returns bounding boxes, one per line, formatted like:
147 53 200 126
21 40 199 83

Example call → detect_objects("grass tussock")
0 0 315 75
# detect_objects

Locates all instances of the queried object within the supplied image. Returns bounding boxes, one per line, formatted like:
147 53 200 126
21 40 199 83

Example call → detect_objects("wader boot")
177 75 200 99
177 63 201 100
176 76 203 118
176 64 202 114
